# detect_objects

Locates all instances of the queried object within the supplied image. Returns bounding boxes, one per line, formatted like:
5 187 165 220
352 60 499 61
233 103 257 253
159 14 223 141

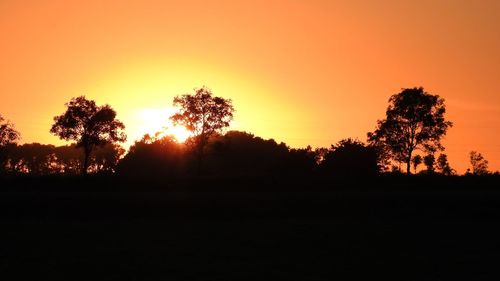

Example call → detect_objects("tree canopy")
0 115 20 173
0 115 20 147
170 86 234 142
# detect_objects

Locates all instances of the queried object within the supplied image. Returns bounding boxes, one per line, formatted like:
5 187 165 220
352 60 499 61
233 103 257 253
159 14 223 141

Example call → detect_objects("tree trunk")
406 153 412 175
82 146 92 175
406 147 414 175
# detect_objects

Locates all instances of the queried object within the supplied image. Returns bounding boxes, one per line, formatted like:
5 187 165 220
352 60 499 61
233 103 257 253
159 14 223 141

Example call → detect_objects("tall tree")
50 96 126 175
170 86 234 173
0 115 20 172
368 87 452 174
469 151 489 175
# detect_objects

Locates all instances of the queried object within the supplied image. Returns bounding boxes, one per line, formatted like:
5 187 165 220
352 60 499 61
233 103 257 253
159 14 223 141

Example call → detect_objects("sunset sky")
1 0 499 173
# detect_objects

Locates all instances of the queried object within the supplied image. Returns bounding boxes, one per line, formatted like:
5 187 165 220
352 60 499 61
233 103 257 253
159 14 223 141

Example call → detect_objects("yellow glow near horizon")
134 107 192 144
78 56 300 151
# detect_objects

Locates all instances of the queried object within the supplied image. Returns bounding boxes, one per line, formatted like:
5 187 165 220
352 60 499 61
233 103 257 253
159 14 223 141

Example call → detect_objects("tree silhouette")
0 115 20 173
90 143 126 174
117 134 186 178
368 87 452 174
170 86 234 174
423 154 435 174
0 115 20 147
469 151 489 175
319 138 379 177
202 131 295 178
436 153 454 176
9 143 56 175
50 96 126 175
411 155 423 174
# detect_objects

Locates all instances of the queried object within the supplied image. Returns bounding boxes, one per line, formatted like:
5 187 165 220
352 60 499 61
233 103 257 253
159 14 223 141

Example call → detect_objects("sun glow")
136 107 192 143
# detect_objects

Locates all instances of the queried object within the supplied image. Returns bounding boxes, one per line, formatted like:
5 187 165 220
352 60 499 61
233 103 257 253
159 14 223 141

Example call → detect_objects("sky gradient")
1 0 499 173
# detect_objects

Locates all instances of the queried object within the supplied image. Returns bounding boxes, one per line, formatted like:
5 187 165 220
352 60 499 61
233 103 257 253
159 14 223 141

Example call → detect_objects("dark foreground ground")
1 176 500 280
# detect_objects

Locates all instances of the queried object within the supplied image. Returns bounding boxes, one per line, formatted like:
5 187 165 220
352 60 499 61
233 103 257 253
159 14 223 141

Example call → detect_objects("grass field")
1 176 499 280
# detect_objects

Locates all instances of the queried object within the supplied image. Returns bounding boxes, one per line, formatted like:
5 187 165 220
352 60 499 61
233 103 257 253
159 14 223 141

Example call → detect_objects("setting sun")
136 107 192 143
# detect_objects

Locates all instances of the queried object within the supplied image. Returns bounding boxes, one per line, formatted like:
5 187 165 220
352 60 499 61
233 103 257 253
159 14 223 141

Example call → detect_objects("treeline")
0 131 378 178
0 143 123 175
117 132 378 179
0 86 497 178
1 131 495 178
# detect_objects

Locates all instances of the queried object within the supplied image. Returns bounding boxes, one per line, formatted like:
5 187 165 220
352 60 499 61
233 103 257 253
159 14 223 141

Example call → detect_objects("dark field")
1 177 500 280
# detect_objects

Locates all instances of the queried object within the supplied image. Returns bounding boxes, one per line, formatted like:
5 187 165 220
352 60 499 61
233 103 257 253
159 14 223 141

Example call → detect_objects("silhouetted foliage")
368 87 452 174
117 134 186 178
8 143 56 175
423 154 435 174
412 155 423 174
203 131 301 177
4 143 125 175
50 96 126 175
436 153 454 176
0 115 20 147
318 138 379 177
170 87 234 174
0 115 20 173
288 146 318 176
470 151 489 175
117 130 321 179
52 144 85 174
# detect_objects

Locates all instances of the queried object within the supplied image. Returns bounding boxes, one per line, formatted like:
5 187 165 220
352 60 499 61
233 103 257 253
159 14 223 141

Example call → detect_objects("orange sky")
1 0 499 173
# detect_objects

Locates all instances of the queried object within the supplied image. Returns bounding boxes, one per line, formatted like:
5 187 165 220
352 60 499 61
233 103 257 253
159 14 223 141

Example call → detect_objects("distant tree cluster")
1 86 497 179
2 143 124 175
